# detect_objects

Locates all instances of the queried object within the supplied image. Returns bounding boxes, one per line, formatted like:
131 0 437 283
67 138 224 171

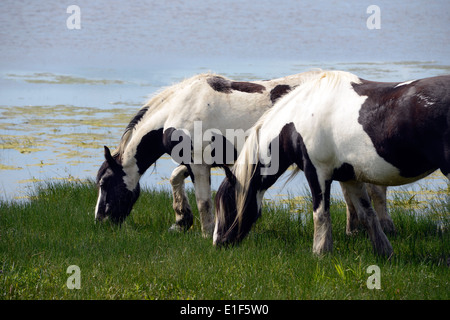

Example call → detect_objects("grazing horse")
213 71 450 256
94 71 393 237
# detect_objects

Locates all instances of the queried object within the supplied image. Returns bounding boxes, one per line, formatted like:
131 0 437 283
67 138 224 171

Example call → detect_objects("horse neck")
234 125 292 211
235 118 299 222
114 77 196 190
119 109 168 190
118 126 165 190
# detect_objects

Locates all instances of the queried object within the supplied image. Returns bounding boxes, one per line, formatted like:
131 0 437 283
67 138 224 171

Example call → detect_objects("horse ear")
223 166 236 186
104 146 121 172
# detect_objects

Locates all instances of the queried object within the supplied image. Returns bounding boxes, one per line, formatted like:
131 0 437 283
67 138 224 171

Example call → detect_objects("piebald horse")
214 71 449 256
95 71 393 237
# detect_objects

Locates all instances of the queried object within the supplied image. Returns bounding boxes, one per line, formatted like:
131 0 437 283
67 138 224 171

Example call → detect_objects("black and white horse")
95 71 392 237
214 71 449 256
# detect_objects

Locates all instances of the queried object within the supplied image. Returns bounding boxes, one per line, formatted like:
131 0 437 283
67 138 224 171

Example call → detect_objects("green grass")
1 181 449 300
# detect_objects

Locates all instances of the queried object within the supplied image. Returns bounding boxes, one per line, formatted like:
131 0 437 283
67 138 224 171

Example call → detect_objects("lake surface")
1 0 449 204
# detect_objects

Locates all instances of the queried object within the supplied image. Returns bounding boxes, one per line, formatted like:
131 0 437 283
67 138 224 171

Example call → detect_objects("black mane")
123 106 149 137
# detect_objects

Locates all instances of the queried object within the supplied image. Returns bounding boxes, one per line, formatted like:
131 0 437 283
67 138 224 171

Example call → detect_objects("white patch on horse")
327 84 405 185
416 93 435 107
95 188 102 219
212 219 219 245
394 80 416 88
121 134 145 191
123 164 140 191
312 201 332 254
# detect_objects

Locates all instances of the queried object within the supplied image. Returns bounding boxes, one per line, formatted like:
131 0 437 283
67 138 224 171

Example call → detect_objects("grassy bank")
1 181 449 299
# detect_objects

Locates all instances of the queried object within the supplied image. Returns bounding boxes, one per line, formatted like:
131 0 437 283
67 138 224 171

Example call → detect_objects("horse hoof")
375 240 393 258
201 230 213 239
346 226 362 236
312 239 333 255
168 224 184 233
380 219 396 235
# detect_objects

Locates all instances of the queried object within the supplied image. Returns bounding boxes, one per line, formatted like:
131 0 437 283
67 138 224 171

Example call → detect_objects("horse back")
352 75 450 178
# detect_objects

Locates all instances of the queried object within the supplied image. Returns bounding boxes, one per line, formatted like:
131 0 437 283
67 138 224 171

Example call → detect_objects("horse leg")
341 182 395 235
312 180 333 254
304 163 333 254
366 184 395 234
341 181 393 257
168 165 194 232
190 164 215 238
340 182 360 235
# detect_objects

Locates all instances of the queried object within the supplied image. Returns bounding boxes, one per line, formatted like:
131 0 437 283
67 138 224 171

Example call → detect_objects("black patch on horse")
278 122 335 212
207 76 233 93
207 76 265 94
162 127 194 165
270 85 292 103
360 197 372 210
332 163 356 181
135 128 165 174
352 76 450 178
248 122 323 211
231 81 266 94
288 127 322 211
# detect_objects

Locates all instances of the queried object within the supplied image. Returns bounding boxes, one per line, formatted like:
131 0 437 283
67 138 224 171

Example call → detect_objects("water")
1 0 449 202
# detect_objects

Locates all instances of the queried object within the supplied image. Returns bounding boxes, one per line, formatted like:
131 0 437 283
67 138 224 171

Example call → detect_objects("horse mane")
231 69 360 230
312 70 361 89
111 106 149 160
233 123 262 229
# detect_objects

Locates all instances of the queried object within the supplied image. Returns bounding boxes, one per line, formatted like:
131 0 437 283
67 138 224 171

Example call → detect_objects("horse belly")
349 154 434 186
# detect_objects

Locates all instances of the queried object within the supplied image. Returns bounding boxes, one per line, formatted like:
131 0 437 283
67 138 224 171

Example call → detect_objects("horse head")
95 146 140 224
